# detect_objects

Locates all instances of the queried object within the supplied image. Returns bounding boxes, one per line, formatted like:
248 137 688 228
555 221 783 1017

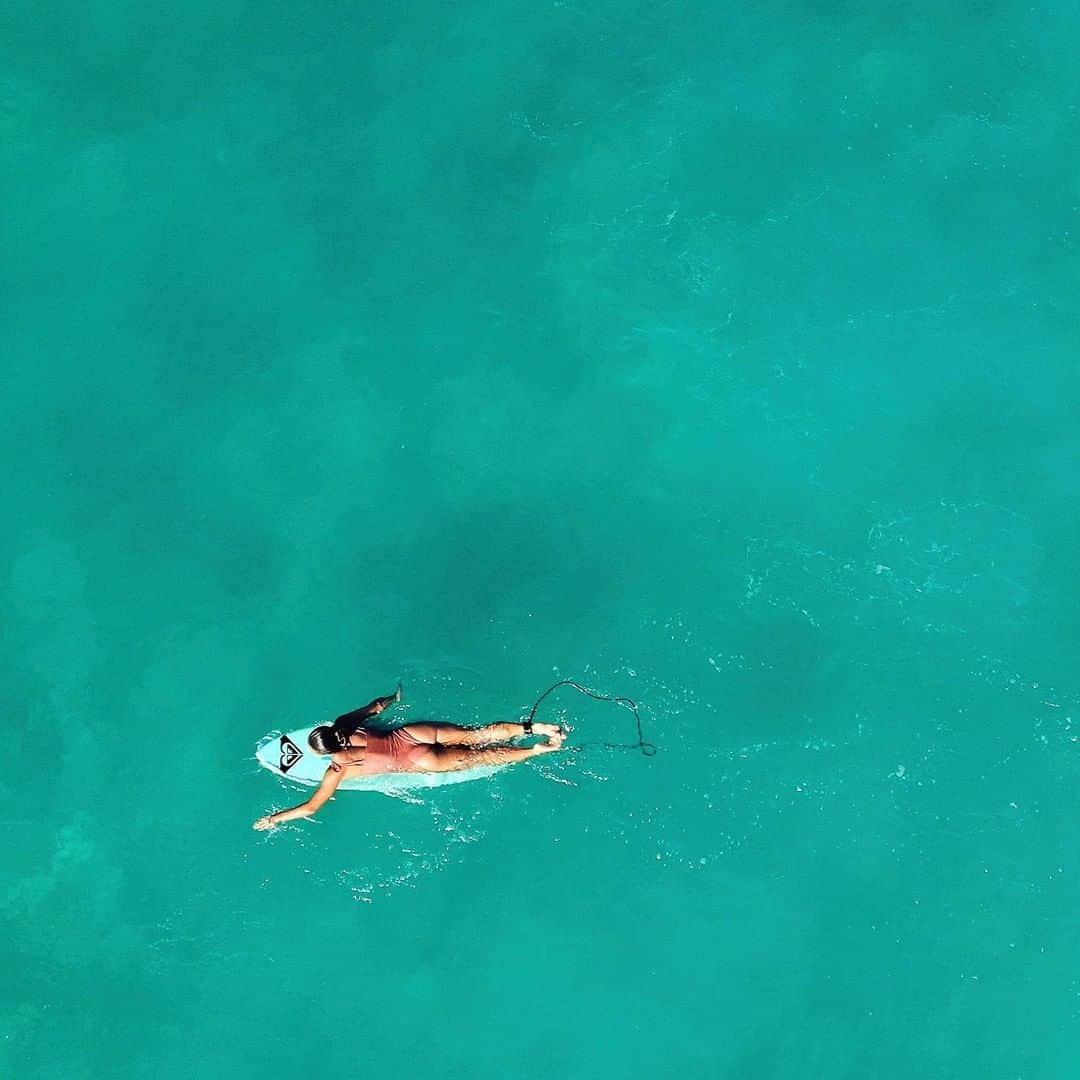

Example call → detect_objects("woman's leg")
412 735 564 773
399 721 562 746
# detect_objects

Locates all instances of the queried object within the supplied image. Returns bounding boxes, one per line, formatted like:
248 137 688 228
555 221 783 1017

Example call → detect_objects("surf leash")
521 679 656 756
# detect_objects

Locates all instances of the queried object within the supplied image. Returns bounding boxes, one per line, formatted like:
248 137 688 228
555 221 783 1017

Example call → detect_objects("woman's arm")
334 687 400 728
253 765 344 830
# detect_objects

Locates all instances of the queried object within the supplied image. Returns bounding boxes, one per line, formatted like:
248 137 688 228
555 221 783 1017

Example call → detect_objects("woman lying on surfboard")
252 686 565 830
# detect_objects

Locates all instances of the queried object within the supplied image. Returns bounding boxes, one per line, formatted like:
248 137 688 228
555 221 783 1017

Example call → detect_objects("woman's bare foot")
537 729 566 752
533 722 563 739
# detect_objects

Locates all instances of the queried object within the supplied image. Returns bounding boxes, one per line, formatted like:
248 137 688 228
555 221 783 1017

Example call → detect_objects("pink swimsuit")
350 727 430 775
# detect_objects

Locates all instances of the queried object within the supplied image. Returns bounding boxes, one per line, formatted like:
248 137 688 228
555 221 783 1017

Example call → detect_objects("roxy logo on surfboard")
279 735 303 773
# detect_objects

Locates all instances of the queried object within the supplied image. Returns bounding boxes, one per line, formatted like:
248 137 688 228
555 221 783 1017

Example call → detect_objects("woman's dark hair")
308 726 342 754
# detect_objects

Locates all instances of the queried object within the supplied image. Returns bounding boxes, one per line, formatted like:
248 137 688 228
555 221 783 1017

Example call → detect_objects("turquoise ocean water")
4 2 1080 1076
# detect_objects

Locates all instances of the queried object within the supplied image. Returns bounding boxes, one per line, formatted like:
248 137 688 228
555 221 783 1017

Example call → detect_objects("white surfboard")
255 728 503 794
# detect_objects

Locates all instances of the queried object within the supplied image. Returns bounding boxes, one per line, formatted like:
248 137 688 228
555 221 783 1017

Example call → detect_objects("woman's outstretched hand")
253 815 277 831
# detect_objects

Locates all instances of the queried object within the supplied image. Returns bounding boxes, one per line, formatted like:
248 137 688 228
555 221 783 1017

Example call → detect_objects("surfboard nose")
254 731 283 771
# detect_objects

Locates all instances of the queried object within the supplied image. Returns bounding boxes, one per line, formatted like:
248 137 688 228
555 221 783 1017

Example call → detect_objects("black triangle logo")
279 735 302 773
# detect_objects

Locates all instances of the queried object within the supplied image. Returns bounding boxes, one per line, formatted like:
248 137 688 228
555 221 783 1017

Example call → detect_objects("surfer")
252 687 565 830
